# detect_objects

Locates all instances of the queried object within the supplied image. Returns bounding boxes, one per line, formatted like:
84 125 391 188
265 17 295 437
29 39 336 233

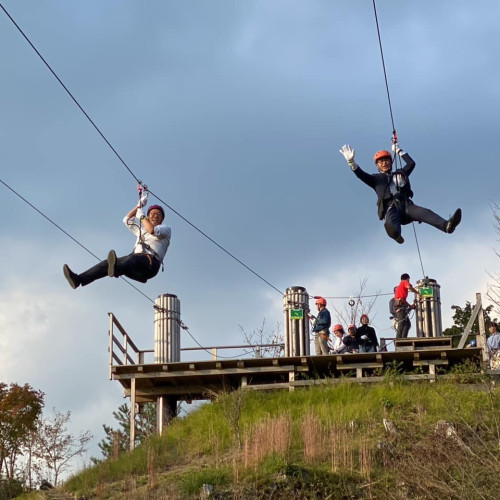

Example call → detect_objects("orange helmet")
333 324 344 332
315 297 327 306
373 150 392 163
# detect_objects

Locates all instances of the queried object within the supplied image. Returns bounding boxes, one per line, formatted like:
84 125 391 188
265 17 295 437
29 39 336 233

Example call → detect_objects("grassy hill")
36 367 500 499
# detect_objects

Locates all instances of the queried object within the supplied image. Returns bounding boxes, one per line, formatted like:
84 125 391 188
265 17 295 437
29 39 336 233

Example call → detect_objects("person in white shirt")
63 199 170 289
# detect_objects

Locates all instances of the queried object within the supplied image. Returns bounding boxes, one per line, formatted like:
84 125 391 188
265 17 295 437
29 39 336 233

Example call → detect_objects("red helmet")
333 324 344 332
315 297 327 306
373 150 392 163
348 324 356 330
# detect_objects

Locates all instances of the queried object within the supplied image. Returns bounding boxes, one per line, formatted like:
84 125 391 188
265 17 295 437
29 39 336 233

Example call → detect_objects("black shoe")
107 250 117 277
63 264 80 289
395 235 404 244
446 208 462 234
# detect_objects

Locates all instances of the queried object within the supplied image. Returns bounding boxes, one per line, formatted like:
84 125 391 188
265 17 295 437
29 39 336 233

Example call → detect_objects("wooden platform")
111 347 483 403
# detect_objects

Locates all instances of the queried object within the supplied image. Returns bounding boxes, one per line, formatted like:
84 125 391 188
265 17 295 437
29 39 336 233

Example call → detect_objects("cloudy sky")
1 0 499 471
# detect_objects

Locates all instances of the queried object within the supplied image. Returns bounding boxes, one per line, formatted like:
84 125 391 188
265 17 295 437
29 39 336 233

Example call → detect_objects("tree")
94 403 156 462
330 275 380 327
33 409 92 486
0 383 44 482
442 301 497 337
239 318 284 358
487 202 500 312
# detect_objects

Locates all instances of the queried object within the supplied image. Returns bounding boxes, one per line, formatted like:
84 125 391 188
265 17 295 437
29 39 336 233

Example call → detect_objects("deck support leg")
130 378 136 451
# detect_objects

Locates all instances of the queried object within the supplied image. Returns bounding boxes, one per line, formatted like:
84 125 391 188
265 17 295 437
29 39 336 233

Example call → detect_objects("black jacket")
356 324 379 348
353 153 415 219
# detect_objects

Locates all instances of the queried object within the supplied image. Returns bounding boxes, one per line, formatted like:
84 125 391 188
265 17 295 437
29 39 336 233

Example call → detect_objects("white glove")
361 335 369 340
137 191 149 208
339 144 358 170
136 207 146 221
392 143 404 156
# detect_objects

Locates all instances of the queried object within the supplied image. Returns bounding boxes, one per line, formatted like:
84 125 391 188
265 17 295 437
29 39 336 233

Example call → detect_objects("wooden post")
108 314 114 380
457 294 483 349
130 378 136 451
477 293 489 369
157 396 177 434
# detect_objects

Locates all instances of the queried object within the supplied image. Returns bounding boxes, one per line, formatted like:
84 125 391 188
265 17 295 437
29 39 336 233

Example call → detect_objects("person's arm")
125 205 139 220
339 144 376 189
393 143 416 177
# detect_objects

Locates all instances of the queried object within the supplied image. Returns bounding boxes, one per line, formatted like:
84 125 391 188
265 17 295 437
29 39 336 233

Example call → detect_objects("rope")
371 0 396 132
0 3 283 297
147 188 284 296
371 0 426 280
411 221 426 278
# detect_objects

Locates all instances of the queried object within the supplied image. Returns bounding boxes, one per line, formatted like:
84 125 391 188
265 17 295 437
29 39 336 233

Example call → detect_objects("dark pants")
384 199 447 241
79 253 161 286
396 307 411 339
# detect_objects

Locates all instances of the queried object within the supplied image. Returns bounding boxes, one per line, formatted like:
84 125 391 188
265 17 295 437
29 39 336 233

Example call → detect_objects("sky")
1 0 500 476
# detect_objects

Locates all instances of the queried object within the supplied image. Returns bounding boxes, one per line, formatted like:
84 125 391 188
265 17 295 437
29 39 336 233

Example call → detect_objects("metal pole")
283 286 310 356
154 294 181 363
416 278 442 338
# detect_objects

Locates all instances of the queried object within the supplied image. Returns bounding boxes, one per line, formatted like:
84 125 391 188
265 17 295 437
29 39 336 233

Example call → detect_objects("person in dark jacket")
339 143 462 244
309 297 331 355
356 314 379 353
343 326 359 353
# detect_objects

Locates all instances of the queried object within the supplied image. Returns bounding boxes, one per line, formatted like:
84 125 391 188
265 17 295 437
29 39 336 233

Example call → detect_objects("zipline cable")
0 3 139 185
0 2 284 297
147 188 283 296
371 0 426 279
371 0 396 133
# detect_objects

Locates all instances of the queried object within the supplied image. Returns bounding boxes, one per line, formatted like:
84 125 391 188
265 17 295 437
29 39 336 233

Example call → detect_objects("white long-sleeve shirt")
124 215 171 262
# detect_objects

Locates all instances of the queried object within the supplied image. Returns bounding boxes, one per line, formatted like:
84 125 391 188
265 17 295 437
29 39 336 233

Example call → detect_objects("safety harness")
132 182 164 272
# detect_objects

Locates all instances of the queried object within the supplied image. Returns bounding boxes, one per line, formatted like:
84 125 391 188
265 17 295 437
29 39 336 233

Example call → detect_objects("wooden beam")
457 294 482 349
130 378 136 451
113 365 298 380
336 362 383 370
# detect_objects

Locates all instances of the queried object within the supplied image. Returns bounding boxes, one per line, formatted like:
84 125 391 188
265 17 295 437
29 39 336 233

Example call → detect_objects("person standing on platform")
394 274 420 338
309 297 331 355
487 323 500 369
357 314 379 352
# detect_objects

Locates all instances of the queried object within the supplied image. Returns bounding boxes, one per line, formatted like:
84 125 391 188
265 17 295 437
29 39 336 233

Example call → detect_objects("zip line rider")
339 143 462 244
63 191 171 289
308 297 331 355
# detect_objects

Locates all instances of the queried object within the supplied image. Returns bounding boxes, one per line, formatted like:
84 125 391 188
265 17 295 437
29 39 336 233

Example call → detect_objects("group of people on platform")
309 297 379 355
310 271 424 355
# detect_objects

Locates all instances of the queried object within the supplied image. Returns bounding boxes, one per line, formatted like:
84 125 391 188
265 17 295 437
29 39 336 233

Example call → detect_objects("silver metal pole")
154 294 181 363
283 286 310 356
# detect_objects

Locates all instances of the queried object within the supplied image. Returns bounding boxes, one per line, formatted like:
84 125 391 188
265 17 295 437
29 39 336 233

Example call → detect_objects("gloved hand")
339 144 355 162
137 191 149 208
392 143 404 156
136 207 145 221
361 335 369 340
339 144 358 170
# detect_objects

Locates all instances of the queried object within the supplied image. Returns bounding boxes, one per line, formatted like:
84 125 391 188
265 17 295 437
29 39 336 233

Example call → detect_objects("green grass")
63 378 500 499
